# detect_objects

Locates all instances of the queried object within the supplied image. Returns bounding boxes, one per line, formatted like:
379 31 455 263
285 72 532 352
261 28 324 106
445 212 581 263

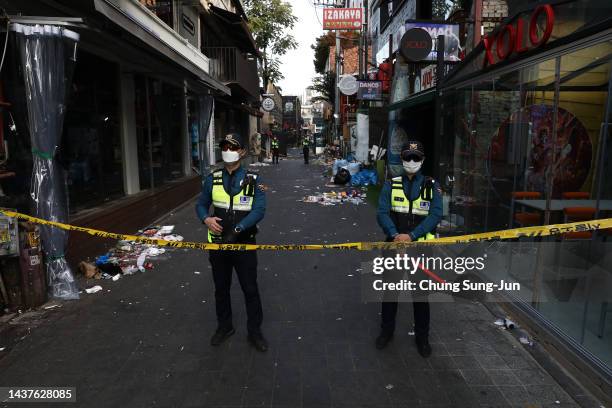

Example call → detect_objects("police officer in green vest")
303 136 310 164
375 140 442 357
196 133 268 352
271 136 280 164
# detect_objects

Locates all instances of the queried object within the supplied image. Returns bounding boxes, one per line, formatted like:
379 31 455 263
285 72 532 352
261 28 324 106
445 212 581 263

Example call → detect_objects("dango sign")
482 4 555 68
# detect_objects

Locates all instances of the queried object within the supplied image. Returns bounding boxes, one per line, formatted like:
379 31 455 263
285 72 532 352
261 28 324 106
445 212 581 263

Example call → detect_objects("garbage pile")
330 159 378 186
78 225 183 281
302 188 367 206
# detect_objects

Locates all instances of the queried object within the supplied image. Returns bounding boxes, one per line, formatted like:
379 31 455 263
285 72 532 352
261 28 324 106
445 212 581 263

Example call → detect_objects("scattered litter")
519 336 533 346
194 271 201 275
112 274 121 282
347 274 353 277
85 285 103 294
302 189 367 206
43 304 61 310
0 347 5 351
78 261 98 279
494 318 505 326
504 318 516 330
408 330 415 336
336 317 342 321
385 384 394 390
298 336 302 340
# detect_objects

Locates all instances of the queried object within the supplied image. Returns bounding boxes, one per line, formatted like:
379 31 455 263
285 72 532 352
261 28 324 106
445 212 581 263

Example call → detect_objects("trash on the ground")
302 188 367 206
336 317 342 320
332 159 349 176
385 384 394 390
82 225 182 285
494 318 505 326
333 168 351 185
351 169 378 186
0 347 5 351
408 330 415 336
85 285 103 294
519 336 533 346
78 261 98 279
504 318 516 330
249 162 270 167
43 304 61 310
194 271 201 275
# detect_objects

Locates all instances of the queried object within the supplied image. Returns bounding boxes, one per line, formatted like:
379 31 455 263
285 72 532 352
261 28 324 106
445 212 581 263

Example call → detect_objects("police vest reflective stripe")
211 170 256 212
271 140 279 148
390 176 435 241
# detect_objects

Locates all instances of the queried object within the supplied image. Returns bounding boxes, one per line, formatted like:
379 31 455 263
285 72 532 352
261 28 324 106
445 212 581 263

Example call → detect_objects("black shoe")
415 336 432 358
375 332 393 349
248 333 268 352
210 327 235 346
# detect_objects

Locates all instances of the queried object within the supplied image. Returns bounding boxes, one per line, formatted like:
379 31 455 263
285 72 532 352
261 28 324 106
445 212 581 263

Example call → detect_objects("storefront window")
442 38 612 368
134 76 185 190
61 51 123 213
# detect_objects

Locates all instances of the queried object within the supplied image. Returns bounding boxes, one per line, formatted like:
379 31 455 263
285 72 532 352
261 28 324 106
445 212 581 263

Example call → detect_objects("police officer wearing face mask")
375 140 442 357
196 133 268 352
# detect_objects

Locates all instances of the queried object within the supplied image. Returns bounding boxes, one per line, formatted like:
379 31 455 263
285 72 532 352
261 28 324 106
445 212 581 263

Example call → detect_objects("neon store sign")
482 4 555 68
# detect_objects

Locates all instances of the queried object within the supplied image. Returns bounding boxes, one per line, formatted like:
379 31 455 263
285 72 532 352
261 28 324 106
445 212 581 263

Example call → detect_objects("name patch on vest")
240 196 251 204
420 201 430 210
393 197 404 202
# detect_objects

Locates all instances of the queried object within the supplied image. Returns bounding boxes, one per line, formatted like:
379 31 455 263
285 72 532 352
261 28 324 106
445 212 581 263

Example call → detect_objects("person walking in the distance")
303 136 310 164
271 136 280 165
375 140 442 357
196 133 268 352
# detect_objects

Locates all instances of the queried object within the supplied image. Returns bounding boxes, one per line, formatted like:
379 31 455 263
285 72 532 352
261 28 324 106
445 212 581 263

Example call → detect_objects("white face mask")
403 159 423 174
222 150 240 163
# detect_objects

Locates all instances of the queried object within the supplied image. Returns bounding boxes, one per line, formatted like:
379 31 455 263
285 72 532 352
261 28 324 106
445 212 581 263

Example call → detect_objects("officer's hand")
393 234 412 242
204 217 223 233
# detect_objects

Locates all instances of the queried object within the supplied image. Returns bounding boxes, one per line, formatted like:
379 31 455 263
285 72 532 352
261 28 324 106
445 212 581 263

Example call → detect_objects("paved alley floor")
0 151 590 408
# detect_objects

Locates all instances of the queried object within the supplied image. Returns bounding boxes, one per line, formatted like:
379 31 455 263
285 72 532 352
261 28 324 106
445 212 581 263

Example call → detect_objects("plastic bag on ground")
351 169 378 186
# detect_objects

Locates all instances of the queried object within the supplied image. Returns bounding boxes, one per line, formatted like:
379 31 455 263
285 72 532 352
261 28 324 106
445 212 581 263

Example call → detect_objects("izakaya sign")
482 4 555 68
323 8 363 30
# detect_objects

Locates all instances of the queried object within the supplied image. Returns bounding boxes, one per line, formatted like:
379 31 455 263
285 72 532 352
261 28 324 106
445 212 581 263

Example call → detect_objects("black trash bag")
334 168 351 185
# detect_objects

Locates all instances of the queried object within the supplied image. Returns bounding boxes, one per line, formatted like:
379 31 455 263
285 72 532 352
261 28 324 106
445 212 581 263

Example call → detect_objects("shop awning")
93 0 230 95
208 5 261 58
386 89 436 111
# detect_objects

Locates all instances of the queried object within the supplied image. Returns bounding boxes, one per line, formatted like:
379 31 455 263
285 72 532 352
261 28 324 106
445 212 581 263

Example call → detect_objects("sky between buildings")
277 0 323 98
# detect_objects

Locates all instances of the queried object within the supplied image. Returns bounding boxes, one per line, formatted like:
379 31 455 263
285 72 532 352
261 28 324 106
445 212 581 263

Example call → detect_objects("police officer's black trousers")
303 147 309 164
272 149 279 164
381 300 430 339
209 250 263 335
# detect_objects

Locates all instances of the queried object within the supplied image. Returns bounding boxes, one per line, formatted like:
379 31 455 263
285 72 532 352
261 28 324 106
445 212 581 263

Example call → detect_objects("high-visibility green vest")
271 140 279 148
390 176 435 241
303 139 310 147
208 170 257 243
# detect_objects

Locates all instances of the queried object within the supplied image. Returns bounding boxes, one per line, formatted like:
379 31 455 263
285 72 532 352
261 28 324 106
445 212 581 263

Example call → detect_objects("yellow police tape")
1 209 611 251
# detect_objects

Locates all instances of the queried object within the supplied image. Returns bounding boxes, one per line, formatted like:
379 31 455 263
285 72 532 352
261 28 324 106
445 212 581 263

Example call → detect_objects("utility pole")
335 27 341 144
363 0 368 79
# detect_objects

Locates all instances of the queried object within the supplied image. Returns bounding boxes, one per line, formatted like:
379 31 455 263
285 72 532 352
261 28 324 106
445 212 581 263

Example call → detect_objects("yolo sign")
323 8 363 30
483 4 555 68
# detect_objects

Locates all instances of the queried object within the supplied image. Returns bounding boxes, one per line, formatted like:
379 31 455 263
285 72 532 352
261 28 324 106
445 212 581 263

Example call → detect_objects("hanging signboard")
262 97 275 112
399 28 432 62
404 21 461 61
322 8 363 30
338 75 358 95
357 81 382 100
